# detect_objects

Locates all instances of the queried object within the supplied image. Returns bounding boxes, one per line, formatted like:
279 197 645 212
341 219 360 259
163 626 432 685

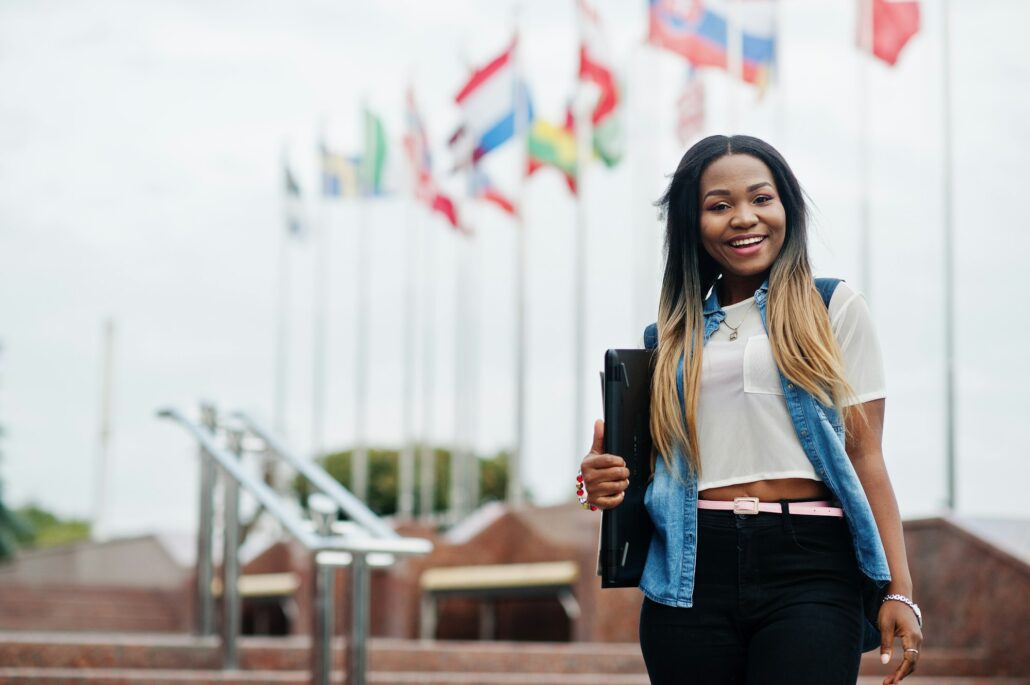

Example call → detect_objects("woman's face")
698 153 786 283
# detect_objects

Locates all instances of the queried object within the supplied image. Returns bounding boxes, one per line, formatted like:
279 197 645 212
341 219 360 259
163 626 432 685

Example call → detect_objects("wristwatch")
882 593 922 627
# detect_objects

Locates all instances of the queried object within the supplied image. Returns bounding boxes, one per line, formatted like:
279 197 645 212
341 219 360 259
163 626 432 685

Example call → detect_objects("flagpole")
353 195 370 504
399 196 417 520
312 139 330 461
275 154 292 437
572 93 592 492
941 0 956 511
858 0 874 301
510 20 528 509
727 0 742 131
450 208 470 523
419 211 437 520
466 230 481 513
92 318 115 541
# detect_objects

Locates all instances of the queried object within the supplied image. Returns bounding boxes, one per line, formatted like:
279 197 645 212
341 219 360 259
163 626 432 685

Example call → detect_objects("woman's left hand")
878 600 923 684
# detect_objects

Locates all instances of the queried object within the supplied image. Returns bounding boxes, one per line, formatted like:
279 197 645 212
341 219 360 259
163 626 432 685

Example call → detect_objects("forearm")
851 451 913 596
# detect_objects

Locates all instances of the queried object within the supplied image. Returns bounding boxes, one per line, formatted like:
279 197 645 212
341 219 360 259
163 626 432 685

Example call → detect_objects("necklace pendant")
729 330 738 341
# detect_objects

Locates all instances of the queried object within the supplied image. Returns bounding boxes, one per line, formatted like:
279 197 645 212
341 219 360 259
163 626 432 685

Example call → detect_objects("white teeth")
730 236 765 247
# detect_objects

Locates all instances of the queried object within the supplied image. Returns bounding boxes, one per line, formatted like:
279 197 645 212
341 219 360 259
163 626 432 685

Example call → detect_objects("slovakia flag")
648 0 775 86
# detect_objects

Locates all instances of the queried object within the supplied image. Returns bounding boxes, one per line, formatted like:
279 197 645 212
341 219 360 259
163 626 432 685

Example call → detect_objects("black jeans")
639 505 865 685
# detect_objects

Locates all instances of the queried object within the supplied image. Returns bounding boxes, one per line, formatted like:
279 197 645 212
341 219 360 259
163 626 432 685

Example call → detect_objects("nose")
730 206 758 229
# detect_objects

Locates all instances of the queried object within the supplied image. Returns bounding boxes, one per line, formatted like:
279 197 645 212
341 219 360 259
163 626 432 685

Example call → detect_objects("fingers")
581 453 626 471
589 419 605 454
581 420 628 510
889 626 922 684
879 607 922 684
889 648 918 684
879 618 895 667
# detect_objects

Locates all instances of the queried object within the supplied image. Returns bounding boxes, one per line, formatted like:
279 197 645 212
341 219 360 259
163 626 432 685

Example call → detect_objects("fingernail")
880 653 890 665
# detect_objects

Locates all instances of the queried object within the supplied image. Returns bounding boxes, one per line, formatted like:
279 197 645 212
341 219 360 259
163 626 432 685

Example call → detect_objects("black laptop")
598 348 656 588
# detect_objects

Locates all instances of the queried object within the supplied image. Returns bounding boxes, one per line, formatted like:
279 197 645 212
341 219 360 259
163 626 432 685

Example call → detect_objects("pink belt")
698 497 843 517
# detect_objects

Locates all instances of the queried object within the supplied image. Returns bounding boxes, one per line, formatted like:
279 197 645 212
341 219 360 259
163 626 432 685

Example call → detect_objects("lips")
727 235 767 248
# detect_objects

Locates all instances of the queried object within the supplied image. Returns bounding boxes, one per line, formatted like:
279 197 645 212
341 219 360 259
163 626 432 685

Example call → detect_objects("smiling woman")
579 135 923 685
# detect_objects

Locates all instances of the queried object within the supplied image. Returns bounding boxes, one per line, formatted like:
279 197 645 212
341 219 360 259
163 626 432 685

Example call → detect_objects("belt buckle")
733 496 760 515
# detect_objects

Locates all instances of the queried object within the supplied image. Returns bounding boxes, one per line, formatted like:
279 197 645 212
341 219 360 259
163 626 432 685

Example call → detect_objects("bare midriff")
699 477 834 502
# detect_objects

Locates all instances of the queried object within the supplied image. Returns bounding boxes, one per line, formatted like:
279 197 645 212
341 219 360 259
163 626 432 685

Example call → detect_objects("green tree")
15 504 90 549
293 446 511 516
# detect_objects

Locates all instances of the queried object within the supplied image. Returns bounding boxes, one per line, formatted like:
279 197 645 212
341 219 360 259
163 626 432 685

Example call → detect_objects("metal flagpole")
92 318 115 541
419 211 438 520
312 139 330 460
727 0 742 132
858 0 874 301
399 198 417 520
510 24 528 508
466 227 481 513
275 153 292 437
353 196 370 503
941 0 957 511
572 93 592 490
451 216 469 522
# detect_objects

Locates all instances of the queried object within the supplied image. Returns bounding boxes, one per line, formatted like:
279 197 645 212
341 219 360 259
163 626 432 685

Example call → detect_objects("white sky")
1 0 1028 537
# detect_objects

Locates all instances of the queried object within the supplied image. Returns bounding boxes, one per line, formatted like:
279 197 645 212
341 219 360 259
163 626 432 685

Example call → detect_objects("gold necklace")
720 300 755 341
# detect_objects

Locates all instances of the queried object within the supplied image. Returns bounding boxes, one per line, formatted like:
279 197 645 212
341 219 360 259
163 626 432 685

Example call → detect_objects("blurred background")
1 1 1029 682
2 0 1028 540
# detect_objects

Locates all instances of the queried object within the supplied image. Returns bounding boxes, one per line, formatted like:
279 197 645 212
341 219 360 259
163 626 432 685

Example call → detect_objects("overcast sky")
1 0 1028 537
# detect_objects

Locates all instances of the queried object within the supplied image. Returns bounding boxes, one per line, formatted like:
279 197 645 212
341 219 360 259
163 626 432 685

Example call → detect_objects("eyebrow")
703 182 773 200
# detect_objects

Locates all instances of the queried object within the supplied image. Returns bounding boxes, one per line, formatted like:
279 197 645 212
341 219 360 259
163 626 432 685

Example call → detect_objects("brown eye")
754 195 773 204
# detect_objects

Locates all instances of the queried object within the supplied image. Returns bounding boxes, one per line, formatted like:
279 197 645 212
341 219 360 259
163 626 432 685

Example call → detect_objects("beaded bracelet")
577 470 597 511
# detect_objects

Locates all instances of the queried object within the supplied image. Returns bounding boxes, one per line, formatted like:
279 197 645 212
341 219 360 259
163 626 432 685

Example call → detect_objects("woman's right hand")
580 419 631 510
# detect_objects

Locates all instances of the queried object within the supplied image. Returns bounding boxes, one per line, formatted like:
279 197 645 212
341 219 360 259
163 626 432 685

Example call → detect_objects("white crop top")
695 281 886 491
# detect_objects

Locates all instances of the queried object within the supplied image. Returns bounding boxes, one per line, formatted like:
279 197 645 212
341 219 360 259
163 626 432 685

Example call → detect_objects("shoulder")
825 280 865 322
643 323 658 349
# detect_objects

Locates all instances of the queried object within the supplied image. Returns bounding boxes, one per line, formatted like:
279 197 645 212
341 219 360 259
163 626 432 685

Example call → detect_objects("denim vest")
639 278 891 651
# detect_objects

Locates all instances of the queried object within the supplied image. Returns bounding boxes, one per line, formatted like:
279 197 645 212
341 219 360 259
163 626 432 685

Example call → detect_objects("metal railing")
158 404 433 685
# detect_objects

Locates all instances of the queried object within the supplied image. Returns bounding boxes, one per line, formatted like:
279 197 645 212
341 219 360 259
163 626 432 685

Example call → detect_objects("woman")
579 135 922 685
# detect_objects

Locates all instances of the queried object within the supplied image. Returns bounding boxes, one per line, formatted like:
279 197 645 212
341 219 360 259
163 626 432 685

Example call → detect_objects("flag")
403 88 434 202
360 109 388 195
470 165 517 216
647 0 776 87
858 0 920 66
577 0 623 167
283 162 305 237
527 112 577 194
403 88 466 232
676 65 705 147
320 143 361 198
452 38 534 167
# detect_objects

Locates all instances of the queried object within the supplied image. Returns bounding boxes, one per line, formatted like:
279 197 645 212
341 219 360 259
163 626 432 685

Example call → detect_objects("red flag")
858 0 920 66
405 88 469 234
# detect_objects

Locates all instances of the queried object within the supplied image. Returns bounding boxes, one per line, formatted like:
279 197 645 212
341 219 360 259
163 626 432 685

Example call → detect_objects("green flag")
360 110 387 196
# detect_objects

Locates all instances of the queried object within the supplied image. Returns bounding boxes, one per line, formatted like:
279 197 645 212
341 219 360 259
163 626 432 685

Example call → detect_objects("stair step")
0 669 1024 685
0 633 1003 680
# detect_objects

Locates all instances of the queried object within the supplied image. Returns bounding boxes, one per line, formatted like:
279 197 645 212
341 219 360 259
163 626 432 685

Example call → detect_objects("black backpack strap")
644 323 658 350
814 278 842 310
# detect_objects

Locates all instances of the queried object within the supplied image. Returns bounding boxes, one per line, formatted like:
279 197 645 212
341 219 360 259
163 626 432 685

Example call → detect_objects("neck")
718 272 767 306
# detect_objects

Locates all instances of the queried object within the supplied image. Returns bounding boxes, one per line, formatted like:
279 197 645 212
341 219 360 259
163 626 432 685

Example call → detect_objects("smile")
728 236 766 247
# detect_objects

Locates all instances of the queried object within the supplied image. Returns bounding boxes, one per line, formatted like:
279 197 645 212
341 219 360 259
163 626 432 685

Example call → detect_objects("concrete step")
0 633 1006 680
0 668 1024 685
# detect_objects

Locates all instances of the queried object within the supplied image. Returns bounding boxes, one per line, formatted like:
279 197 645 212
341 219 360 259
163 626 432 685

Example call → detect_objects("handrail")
158 408 430 555
231 411 397 540
158 406 434 685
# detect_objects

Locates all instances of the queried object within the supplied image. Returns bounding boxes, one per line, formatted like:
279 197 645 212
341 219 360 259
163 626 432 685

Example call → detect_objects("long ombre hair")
651 135 856 477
